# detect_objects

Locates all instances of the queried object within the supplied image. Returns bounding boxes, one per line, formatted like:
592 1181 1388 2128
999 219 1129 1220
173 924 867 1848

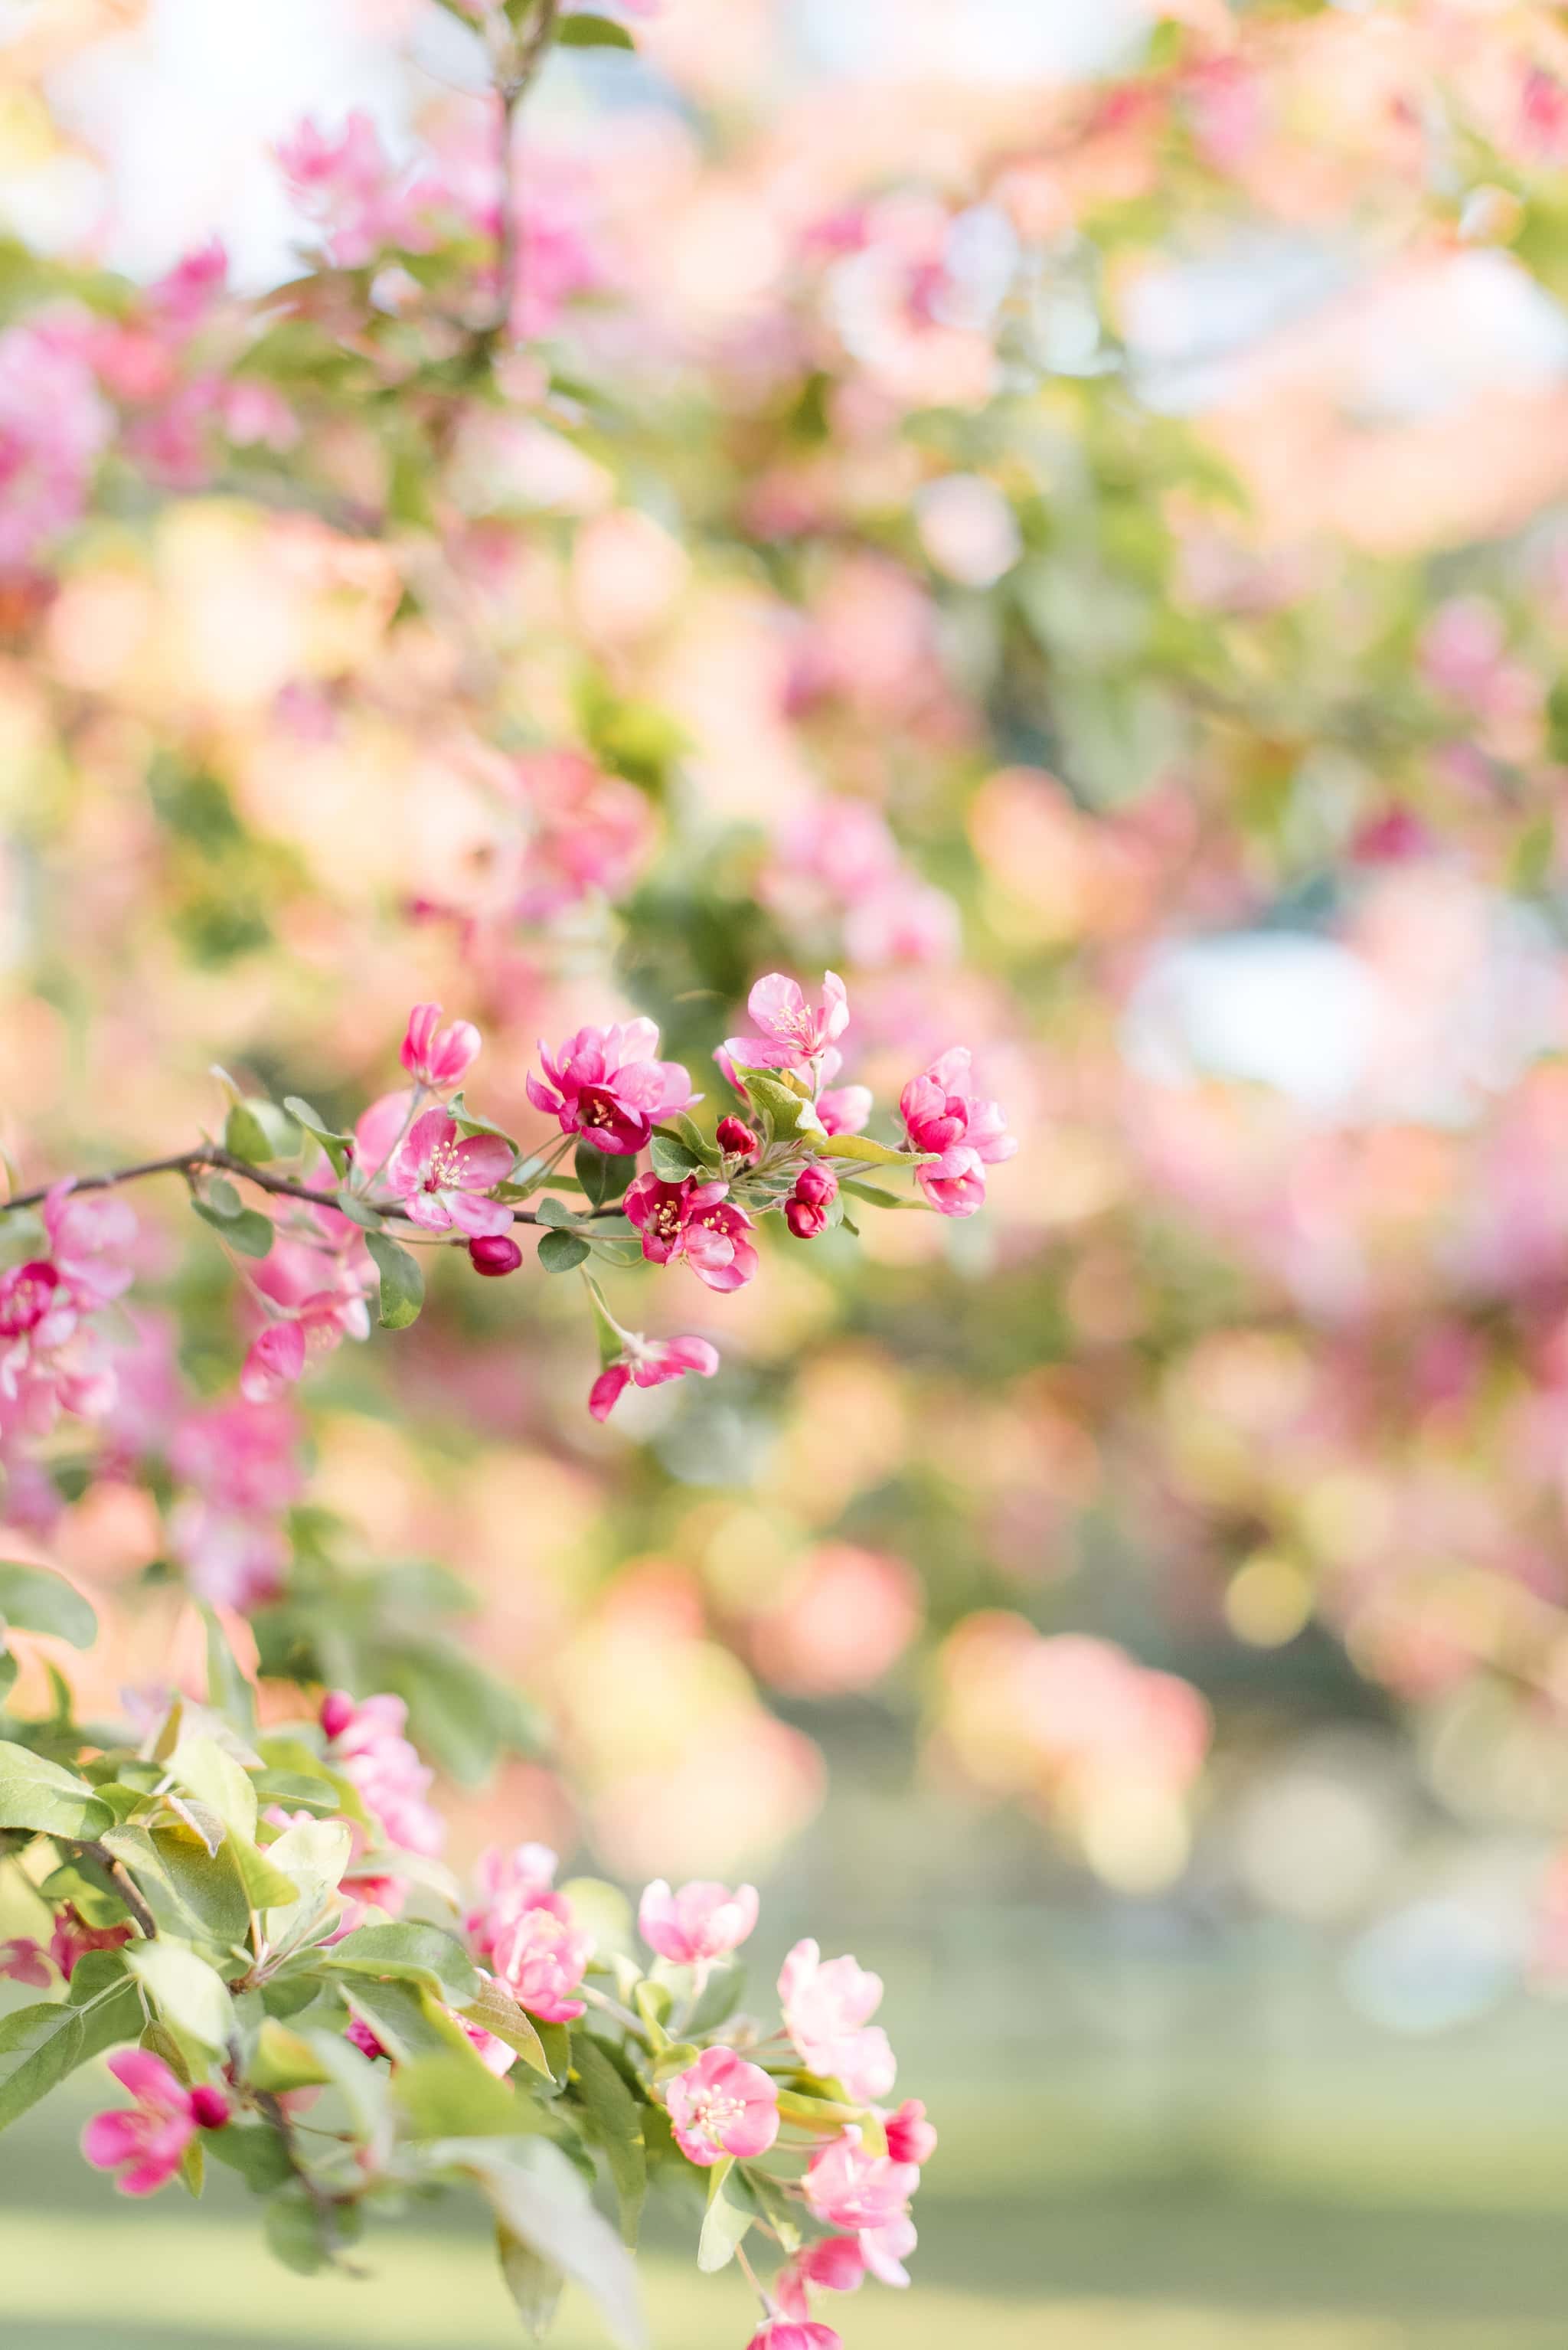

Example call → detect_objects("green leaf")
394 2048 524 2139
840 1176 929 1209
339 1977 474 2067
0 1967 142 2133
0 1739 113 1839
655 1113 721 1170
207 2122 293 2193
809 1129 931 1170
0 1564 96 1650
168 1735 258 1842
332 1188 384 1231
263 2189 332 2276
730 1067 820 1140
249 2018 332 2093
497 2224 565 2340
101 1822 251 1957
227 1834 302 1911
684 1956 745 2035
537 1229 590 1273
436 2137 646 2350
648 1134 700 1182
325 1923 480 2006
697 2154 756 2273
282 1098 351 1178
574 1144 635 1208
224 1100 299 1165
570 2031 645 2244
534 1196 584 1228
191 1198 275 1257
557 11 635 49
126 1940 236 2051
364 1230 425 1330
461 1976 551 2078
260 1817 352 1949
201 1606 257 1736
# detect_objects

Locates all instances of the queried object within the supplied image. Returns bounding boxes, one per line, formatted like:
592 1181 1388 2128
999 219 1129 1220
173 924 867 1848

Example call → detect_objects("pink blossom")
638 1878 760 1964
724 972 850 1074
219 380 299 452
528 1021 693 1155
386 1110 514 1237
716 1116 760 1159
802 2129 920 2280
469 1234 523 1276
900 1047 1015 1217
321 1691 443 1858
508 752 654 923
0 319 110 570
400 1002 481 1090
779 1940 897 2103
466 1841 560 1962
276 113 430 269
843 879 960 969
881 2098 936 2166
242 1218 376 1398
42 1182 136 1307
0 1259 117 1439
624 1175 759 1290
168 1499 289 1613
148 238 228 330
775 2236 867 2322
240 1320 306 1404
82 2051 228 2196
816 1085 872 1138
665 2045 779 2166
747 2323 843 2350
48 1907 132 1982
589 1333 720 1420
170 1398 302 1515
0 1937 50 1987
490 1894 593 2022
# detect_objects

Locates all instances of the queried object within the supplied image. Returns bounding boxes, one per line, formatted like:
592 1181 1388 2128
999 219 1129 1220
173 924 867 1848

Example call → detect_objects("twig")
0 1147 622 1229
76 1842 158 1943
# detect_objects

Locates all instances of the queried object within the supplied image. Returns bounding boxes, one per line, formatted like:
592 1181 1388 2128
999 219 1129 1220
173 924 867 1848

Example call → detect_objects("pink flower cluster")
465 1841 593 2023
321 1689 444 1861
528 1019 693 1155
899 1047 1017 1217
0 1183 136 1439
761 799 959 970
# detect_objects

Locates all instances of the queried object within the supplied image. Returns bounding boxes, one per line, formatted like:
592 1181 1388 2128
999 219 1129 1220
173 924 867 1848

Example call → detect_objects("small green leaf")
570 2031 646 2244
462 1976 551 2077
201 1606 257 1735
224 1100 299 1165
697 2154 756 2273
648 1134 700 1182
364 1230 425 1329
332 1188 384 1231
207 2121 294 2192
325 1922 480 2006
538 1230 590 1273
808 1130 930 1170
227 1834 302 1911
168 1735 258 1842
437 2138 646 2350
0 1740 113 1839
534 1196 584 1229
574 1144 635 1208
191 1198 274 1257
282 1098 351 1178
394 2048 524 2139
557 11 635 49
250 2018 332 2093
126 1940 237 2051
0 1564 96 1650
497 2225 565 2339
0 1968 142 2133
840 1177 929 1209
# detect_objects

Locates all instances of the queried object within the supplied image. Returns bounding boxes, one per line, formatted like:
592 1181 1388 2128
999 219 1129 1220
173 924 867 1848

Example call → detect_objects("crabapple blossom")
400 1002 481 1089
469 1234 524 1276
724 971 850 1074
624 1175 760 1290
816 1084 872 1138
881 2098 937 2166
715 1116 760 1159
802 2128 920 2283
775 2237 868 2322
747 2325 844 2350
528 1021 694 1155
638 1878 760 1964
779 1939 897 2102
320 1691 443 1858
900 1048 1016 1217
386 1111 515 1237
82 2051 228 2197
0 319 111 568
48 1907 132 1981
589 1332 720 1420
466 1841 561 1959
41 1182 136 1307
490 1894 594 2022
0 1937 50 1986
664 2045 779 2166
786 1162 838 1238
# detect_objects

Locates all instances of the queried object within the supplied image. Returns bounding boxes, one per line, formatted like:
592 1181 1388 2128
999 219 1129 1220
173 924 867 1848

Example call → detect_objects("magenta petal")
449 1133 514 1187
106 2048 185 2107
82 2111 142 2170
446 1191 512 1237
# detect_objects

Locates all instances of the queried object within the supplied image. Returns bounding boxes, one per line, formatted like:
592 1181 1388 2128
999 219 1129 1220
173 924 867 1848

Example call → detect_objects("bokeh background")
7 0 1568 2341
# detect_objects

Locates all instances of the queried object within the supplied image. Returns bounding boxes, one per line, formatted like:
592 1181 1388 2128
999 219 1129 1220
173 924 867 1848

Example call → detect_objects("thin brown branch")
76 1842 158 1942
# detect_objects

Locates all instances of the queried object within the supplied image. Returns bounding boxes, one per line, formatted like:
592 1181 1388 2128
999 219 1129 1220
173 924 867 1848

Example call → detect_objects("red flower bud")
468 1234 524 1277
717 1116 759 1159
785 1197 828 1240
793 1161 838 1209
189 2084 231 2130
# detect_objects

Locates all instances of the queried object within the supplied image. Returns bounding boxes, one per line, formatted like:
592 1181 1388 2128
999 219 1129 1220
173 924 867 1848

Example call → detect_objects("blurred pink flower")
881 2098 936 2167
82 2051 228 2197
637 1878 760 1964
49 1907 132 1982
466 1840 560 1960
725 972 850 1074
508 752 654 920
528 1021 693 1155
779 1940 896 2103
775 2234 867 2322
748 2326 842 2350
750 1546 921 1698
490 1894 593 2022
665 2045 779 2166
322 1690 444 1858
0 1937 50 1987
0 318 110 570
42 1182 136 1308
276 113 431 268
590 1332 720 1420
400 1002 481 1090
803 2127 920 2250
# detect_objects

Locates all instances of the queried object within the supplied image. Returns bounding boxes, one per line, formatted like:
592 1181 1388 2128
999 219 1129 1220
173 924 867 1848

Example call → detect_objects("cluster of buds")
0 970 1012 1441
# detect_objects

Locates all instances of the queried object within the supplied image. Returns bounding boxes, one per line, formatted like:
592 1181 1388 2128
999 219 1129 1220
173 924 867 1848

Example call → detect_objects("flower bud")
189 2084 231 2130
786 1197 828 1240
716 1115 759 1159
793 1161 838 1209
468 1234 524 1277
